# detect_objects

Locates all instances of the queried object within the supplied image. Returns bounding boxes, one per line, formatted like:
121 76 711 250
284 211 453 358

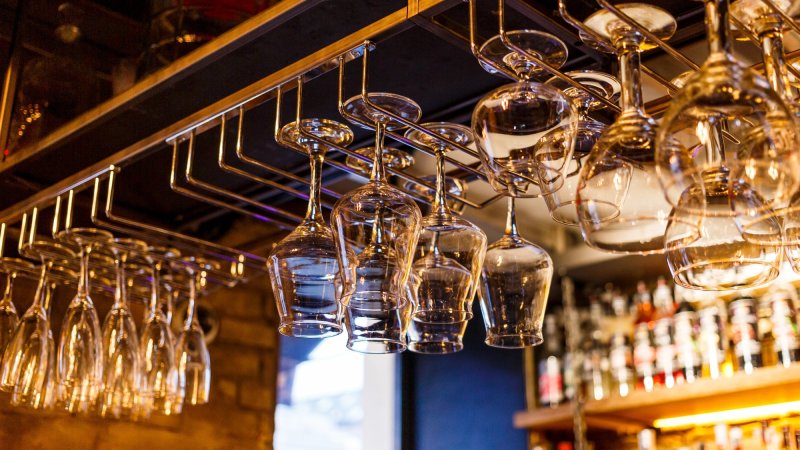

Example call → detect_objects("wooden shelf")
514 364 800 433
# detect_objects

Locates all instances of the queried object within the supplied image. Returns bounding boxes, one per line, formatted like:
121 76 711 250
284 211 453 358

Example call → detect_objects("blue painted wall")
408 304 527 450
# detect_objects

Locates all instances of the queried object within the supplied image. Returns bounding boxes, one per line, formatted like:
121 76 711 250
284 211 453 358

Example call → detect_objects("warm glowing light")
653 401 800 430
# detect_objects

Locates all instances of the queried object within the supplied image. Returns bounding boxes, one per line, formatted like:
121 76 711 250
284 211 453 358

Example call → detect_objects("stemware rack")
0 0 798 298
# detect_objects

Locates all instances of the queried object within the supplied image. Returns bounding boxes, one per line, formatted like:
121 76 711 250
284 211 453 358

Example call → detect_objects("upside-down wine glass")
473 31 578 197
138 246 182 416
478 197 553 347
405 122 487 325
98 238 147 419
656 0 800 219
575 3 688 254
269 118 354 338
542 70 621 226
333 92 423 354
55 227 110 413
1 241 74 409
729 0 800 272
175 257 214 406
662 69 783 290
405 271 467 354
0 258 34 354
656 0 793 288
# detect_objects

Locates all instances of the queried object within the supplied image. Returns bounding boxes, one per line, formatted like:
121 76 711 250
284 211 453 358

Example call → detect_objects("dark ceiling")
0 0 709 247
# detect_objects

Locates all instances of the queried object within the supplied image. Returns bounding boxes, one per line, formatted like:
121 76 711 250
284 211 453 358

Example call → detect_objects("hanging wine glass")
575 3 689 254
334 92 423 354
479 197 553 347
174 256 214 406
98 238 147 419
138 246 182 417
473 30 578 197
402 175 469 215
269 118 354 338
346 145 415 177
53 227 109 413
730 0 800 260
656 0 800 217
0 258 34 355
1 241 74 408
404 122 487 324
542 70 621 226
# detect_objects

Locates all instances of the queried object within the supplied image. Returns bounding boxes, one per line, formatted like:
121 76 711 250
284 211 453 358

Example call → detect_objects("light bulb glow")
653 401 800 430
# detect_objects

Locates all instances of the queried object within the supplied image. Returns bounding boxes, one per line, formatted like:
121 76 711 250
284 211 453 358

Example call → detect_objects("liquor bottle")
538 315 564 407
729 297 762 373
653 314 683 388
758 294 777 368
638 429 656 450
653 276 675 319
767 289 800 367
633 322 657 392
583 301 610 401
611 288 628 318
699 302 728 379
716 424 731 450
674 295 701 382
609 331 634 397
634 281 655 327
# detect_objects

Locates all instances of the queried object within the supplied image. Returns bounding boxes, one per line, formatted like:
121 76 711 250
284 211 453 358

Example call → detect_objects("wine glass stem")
700 120 727 164
370 122 388 183
1 272 13 304
617 41 643 113
369 205 386 246
149 263 161 315
432 148 451 219
705 0 731 57
761 30 793 101
31 260 52 311
113 255 127 309
185 273 197 329
305 151 325 224
504 196 519 238
77 245 90 299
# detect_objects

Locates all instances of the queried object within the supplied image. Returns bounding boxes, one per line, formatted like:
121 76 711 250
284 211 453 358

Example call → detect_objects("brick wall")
0 261 280 450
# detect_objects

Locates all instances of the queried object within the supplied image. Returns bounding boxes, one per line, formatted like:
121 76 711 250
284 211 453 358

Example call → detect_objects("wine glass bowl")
665 168 783 290
407 320 468 354
656 64 800 216
472 81 578 197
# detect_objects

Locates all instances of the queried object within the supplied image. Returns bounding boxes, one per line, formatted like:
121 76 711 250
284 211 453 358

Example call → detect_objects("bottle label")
539 356 563 405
